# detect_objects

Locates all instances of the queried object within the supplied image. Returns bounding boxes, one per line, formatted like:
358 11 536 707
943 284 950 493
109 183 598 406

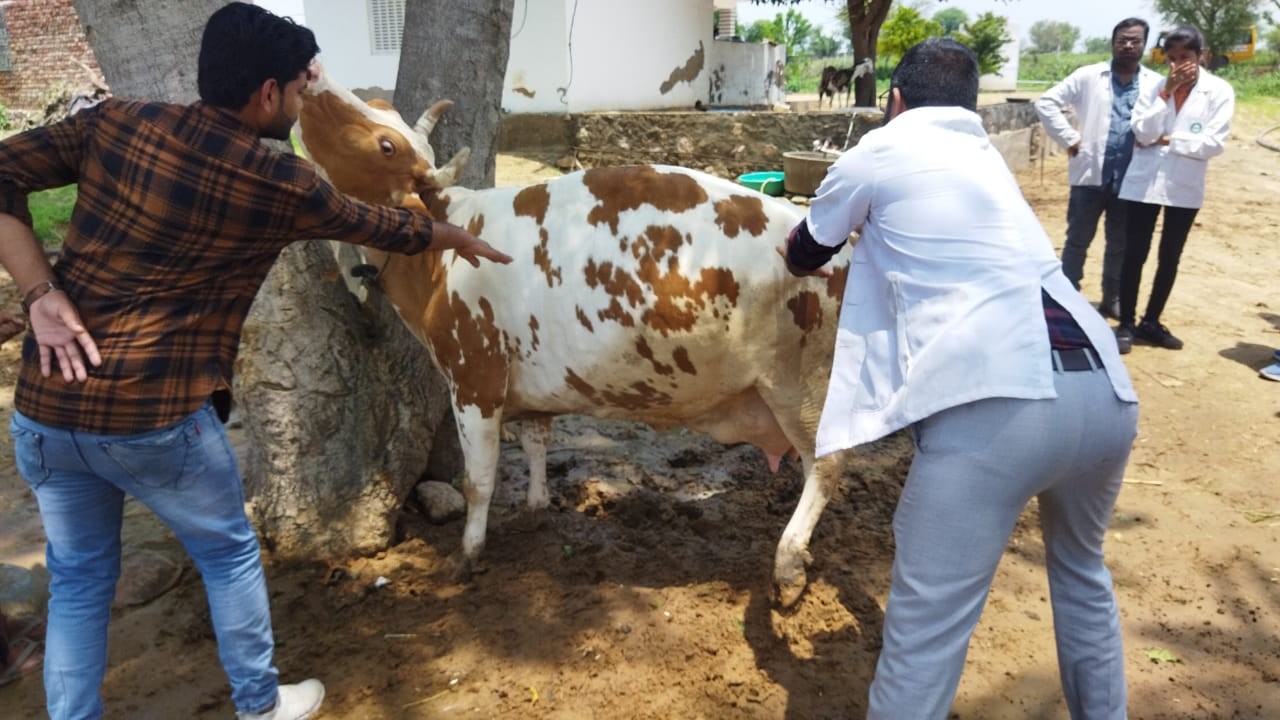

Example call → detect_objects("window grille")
368 0 405 54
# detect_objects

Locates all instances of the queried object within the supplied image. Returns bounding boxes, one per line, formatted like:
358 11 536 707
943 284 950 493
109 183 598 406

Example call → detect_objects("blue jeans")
868 366 1138 719
9 403 278 718
1062 184 1128 298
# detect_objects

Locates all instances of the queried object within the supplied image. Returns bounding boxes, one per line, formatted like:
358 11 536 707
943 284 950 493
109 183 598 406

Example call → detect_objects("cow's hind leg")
454 405 504 577
774 452 841 608
518 416 553 509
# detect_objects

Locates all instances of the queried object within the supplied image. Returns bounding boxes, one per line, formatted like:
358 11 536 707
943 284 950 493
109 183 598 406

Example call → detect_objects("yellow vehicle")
1151 25 1256 69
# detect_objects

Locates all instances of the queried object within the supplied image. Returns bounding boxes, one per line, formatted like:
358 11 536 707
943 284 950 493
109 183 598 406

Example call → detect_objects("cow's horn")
415 100 455 137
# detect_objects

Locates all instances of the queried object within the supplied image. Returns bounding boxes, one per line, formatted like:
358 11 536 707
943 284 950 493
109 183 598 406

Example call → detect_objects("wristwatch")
21 280 61 314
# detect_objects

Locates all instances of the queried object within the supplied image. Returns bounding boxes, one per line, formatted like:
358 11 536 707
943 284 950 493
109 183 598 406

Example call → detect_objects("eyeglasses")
1113 37 1145 47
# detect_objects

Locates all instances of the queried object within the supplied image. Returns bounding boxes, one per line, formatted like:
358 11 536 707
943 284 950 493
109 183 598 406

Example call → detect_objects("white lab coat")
804 107 1137 456
1035 61 1162 187
1118 71 1234 209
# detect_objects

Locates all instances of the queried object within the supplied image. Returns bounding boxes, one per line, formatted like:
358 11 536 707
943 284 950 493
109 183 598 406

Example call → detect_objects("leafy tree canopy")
1153 0 1261 63
879 6 945 60
1084 36 1111 53
934 7 969 35
957 11 1013 75
1029 19 1081 53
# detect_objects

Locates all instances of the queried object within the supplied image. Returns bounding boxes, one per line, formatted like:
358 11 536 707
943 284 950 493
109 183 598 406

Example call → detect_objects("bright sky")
734 0 1163 51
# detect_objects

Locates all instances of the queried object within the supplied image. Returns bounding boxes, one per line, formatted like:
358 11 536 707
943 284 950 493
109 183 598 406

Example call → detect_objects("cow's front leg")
518 417 553 509
773 453 840 608
455 404 504 574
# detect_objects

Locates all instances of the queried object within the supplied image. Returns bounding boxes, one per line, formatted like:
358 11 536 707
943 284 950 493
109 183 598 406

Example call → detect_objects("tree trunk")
846 0 892 107
71 0 221 103
71 0 459 558
394 0 515 190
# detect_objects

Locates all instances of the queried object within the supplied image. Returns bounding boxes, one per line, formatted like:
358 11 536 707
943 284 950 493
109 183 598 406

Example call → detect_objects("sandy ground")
1 98 1278 719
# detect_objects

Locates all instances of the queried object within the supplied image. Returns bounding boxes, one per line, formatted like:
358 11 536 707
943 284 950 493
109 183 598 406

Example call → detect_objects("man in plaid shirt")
0 3 509 719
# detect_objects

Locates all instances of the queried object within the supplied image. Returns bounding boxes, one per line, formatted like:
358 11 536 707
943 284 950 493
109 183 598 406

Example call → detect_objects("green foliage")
958 12 1013 75
1264 23 1280 50
1153 0 1261 62
1214 49 1280 98
878 6 944 61
933 7 968 36
28 185 77 248
743 9 817 61
1018 52 1110 82
0 102 8 131
1029 19 1082 54
1084 36 1112 54
808 32 847 58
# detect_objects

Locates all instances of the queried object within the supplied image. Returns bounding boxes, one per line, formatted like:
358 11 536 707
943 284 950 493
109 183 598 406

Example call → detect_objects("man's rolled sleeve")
293 172 433 254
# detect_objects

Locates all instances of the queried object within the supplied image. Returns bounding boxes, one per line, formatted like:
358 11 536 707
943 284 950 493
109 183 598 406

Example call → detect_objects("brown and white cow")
296 72 850 607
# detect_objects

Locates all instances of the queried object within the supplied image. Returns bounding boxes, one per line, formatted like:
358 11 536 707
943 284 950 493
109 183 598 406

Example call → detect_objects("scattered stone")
416 481 465 524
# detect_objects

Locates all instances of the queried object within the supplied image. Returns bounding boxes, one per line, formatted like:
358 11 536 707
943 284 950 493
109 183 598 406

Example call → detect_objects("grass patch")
28 185 77 248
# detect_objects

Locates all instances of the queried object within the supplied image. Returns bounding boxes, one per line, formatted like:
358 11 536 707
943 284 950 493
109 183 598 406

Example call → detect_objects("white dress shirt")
805 106 1138 456
1118 71 1235 209
1035 61 1162 187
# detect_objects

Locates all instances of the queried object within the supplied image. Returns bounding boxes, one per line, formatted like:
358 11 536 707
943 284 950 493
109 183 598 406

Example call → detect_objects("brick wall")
0 0 102 112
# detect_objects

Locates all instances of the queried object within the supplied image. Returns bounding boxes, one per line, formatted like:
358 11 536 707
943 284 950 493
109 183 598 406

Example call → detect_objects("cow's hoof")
445 552 483 583
773 573 809 609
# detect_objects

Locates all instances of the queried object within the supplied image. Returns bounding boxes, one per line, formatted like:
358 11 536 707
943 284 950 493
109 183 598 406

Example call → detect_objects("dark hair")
1163 24 1204 54
889 38 979 113
198 2 320 109
1111 17 1150 43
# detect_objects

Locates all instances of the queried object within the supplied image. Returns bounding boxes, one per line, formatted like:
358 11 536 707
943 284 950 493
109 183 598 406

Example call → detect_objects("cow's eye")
379 139 396 156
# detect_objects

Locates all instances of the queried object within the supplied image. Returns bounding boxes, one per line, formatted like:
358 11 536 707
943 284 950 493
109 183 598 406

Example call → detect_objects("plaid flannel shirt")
0 98 433 435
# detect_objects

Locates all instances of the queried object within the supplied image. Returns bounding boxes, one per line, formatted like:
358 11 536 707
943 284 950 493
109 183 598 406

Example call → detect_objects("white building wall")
301 0 400 95
283 0 780 112
706 39 785 108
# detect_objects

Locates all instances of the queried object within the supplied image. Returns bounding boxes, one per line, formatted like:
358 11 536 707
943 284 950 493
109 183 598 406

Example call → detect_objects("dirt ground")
1 98 1278 719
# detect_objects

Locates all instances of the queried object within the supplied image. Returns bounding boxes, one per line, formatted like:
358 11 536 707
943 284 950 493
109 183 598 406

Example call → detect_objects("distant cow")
819 57 875 109
296 70 851 607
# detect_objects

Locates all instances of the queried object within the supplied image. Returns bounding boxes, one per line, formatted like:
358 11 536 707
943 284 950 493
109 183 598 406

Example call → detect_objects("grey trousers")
867 363 1139 720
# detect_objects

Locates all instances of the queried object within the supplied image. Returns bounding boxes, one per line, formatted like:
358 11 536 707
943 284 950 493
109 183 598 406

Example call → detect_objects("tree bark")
394 0 515 190
845 0 893 107
71 0 222 104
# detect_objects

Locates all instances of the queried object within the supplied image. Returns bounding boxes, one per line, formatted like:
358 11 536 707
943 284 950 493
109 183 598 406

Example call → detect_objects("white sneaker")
237 679 325 720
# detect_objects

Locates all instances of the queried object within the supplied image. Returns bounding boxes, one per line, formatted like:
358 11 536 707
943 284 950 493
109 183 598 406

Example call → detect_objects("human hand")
776 243 833 279
1165 59 1198 92
1066 142 1080 158
431 222 513 267
27 291 101 382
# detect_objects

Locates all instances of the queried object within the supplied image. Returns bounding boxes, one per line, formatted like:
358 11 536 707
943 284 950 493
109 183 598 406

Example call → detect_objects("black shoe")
1115 324 1134 355
1098 296 1121 320
1135 319 1184 350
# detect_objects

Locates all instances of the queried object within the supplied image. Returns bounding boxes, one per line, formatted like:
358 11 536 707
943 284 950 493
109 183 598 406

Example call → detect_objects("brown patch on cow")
635 337 674 376
467 214 485 238
566 375 672 411
565 369 598 401
672 347 697 375
528 315 540 351
598 298 636 327
575 307 594 332
659 41 705 94
637 259 741 336
787 290 824 333
422 293 508 419
638 225 686 262
584 260 644 309
513 183 550 225
583 166 708 235
713 195 769 238
826 264 849 301
421 191 452 222
534 227 562 287
366 98 395 110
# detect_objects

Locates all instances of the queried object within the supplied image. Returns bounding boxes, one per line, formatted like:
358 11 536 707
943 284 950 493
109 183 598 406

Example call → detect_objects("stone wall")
499 101 1043 180
0 0 101 113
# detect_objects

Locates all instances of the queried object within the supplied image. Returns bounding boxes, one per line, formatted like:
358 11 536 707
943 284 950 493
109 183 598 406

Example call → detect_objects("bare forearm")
0 213 57 296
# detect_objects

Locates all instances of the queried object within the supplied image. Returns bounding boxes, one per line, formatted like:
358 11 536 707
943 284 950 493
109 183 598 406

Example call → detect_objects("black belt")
1051 347 1102 372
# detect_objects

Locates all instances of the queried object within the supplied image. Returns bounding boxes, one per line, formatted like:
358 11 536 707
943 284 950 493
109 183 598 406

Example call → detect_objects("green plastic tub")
736 170 785 197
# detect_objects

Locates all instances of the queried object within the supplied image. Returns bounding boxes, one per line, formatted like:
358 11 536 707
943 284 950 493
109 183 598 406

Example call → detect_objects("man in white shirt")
785 39 1139 719
1036 18 1159 319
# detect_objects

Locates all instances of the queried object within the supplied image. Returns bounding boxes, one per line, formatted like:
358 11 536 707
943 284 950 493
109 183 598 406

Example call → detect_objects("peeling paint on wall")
513 86 535 98
658 41 704 95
